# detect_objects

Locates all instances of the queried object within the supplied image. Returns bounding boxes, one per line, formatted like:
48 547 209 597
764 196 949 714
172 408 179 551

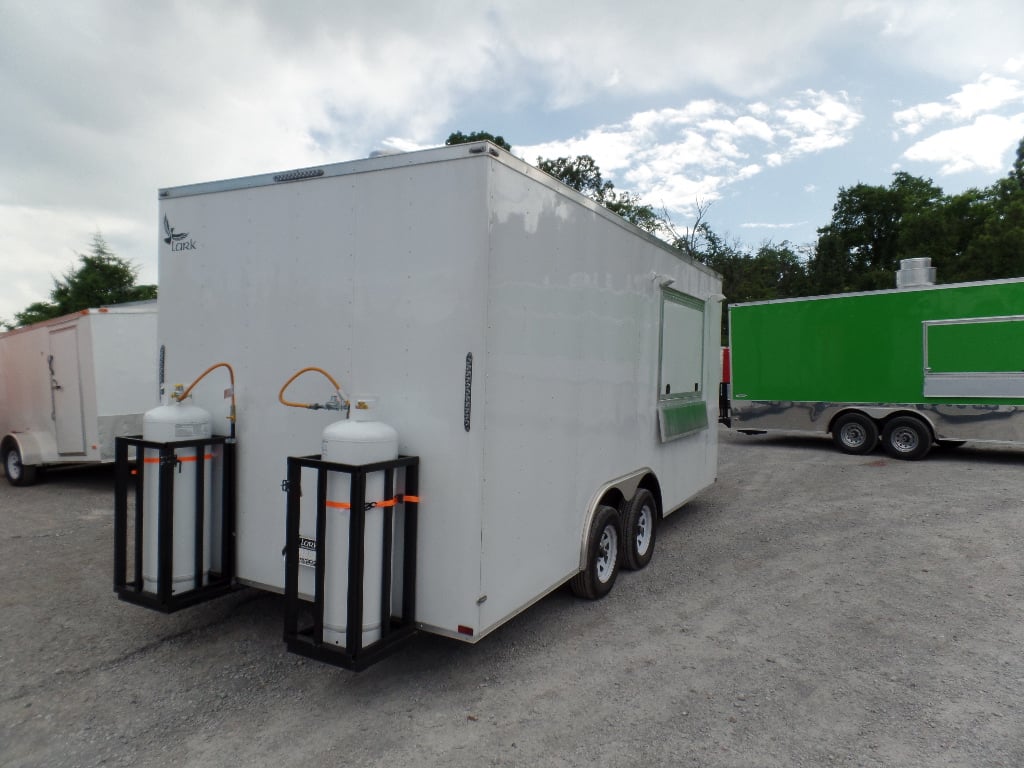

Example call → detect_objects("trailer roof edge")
0 300 158 337
729 276 1024 308
157 142 721 284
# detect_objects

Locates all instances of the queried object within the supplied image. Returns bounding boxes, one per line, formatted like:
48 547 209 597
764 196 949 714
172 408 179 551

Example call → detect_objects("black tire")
621 489 658 571
881 416 932 460
570 505 621 600
3 444 38 487
832 412 879 455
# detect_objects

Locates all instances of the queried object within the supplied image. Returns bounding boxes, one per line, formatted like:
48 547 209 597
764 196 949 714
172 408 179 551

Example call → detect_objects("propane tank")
141 389 213 595
321 396 398 648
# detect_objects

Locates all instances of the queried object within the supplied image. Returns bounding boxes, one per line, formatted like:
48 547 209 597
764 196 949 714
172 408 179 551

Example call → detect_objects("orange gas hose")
175 362 237 427
278 366 345 409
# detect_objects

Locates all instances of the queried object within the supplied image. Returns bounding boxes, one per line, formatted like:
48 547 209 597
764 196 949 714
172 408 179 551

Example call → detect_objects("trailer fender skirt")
3 431 52 467
577 469 652 570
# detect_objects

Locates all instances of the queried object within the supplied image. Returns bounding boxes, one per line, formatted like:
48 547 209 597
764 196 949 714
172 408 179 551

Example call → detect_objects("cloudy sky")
2 0 1023 322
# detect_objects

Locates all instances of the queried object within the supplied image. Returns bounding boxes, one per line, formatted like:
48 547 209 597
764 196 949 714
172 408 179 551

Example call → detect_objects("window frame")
657 288 706 403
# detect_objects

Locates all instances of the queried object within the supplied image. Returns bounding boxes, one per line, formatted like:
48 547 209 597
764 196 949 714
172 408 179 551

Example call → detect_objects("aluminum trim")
924 314 1024 326
732 400 1024 442
730 276 1024 308
923 373 1024 399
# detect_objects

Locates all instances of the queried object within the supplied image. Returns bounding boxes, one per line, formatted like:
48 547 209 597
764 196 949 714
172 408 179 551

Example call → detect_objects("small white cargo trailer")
114 142 722 669
1 302 158 485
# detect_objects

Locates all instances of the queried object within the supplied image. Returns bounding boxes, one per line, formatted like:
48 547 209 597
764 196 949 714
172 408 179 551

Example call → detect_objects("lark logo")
163 215 197 251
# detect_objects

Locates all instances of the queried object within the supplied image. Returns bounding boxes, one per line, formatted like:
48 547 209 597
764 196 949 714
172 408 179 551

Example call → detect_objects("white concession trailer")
1 303 158 485
115 143 722 669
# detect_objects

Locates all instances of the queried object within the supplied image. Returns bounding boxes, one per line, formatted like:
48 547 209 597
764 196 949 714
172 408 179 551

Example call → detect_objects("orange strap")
143 453 214 464
326 494 419 510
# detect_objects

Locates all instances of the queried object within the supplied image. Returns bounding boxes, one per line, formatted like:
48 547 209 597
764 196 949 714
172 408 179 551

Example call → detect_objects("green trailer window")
923 315 1024 398
657 289 708 442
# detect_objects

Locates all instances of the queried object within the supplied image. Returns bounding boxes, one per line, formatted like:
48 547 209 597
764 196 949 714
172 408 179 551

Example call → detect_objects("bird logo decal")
163 215 189 245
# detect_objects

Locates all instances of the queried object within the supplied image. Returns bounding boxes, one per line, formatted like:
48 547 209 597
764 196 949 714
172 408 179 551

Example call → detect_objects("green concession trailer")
728 262 1024 460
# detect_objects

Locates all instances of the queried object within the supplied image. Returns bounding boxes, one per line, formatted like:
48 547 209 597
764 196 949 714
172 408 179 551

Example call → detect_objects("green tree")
810 181 903 293
807 172 958 293
943 137 1024 281
807 138 1024 292
445 130 511 151
538 154 665 234
913 187 991 281
957 177 1024 281
7 302 56 328
10 234 156 327
537 155 606 197
1012 136 1024 188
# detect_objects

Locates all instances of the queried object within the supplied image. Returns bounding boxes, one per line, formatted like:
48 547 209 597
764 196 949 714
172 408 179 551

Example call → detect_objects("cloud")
1 1 1021 320
895 70 1024 135
776 90 864 155
516 90 862 220
741 221 807 230
903 113 1024 174
0 2 504 319
486 1 845 105
846 1 1024 81
894 60 1024 174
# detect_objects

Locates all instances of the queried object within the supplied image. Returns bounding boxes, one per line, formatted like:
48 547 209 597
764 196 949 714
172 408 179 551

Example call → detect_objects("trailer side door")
48 326 86 455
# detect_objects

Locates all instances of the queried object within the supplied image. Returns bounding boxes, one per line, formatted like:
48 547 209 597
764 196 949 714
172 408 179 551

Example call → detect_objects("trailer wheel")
881 416 932 460
832 412 878 455
3 444 38 487
570 505 621 600
621 489 657 570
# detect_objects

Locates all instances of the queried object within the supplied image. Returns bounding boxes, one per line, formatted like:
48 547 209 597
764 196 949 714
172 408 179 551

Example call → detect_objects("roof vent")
896 258 936 289
273 168 324 183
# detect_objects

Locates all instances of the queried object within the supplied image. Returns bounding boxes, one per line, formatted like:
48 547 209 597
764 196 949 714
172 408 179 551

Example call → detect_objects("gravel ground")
2 426 1022 768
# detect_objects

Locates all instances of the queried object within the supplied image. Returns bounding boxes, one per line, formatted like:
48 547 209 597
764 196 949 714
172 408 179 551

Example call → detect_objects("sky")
2 0 1023 323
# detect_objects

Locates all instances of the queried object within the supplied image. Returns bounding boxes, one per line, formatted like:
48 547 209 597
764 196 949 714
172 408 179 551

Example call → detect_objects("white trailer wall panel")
476 160 720 632
157 144 721 640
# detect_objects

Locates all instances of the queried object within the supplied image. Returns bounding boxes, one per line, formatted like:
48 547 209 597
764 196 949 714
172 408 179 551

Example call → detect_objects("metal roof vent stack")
896 257 936 289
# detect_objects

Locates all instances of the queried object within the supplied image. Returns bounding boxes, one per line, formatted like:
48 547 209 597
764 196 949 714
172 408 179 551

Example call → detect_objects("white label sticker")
298 536 316 567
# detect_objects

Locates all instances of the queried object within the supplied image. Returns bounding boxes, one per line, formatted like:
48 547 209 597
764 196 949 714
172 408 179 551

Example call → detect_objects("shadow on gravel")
3 462 118 490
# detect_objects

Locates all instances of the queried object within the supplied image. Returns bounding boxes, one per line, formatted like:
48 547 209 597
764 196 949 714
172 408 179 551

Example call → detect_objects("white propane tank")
142 396 213 595
321 396 399 648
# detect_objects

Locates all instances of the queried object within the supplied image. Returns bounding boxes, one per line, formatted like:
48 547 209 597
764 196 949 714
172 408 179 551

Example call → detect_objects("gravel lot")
2 426 1023 768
